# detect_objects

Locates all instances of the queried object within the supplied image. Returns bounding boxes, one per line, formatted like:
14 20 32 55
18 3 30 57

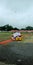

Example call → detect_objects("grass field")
0 32 12 42
0 32 33 43
0 32 33 65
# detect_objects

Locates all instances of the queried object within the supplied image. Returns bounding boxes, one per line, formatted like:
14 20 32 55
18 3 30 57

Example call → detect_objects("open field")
0 32 33 65
0 32 33 43
0 32 12 42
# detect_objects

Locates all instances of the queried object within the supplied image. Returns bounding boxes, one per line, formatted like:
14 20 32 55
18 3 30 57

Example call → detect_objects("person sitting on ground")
11 31 22 40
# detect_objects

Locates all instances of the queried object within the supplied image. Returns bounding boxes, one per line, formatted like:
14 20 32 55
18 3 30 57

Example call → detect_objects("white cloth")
13 32 21 38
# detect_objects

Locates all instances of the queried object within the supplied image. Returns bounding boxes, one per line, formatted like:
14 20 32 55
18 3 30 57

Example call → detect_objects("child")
11 31 21 40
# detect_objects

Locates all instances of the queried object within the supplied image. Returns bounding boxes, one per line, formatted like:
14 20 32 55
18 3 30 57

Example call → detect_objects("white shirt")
13 32 21 38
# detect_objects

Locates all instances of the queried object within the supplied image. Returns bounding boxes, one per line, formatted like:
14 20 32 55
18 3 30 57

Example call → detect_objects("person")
11 31 21 40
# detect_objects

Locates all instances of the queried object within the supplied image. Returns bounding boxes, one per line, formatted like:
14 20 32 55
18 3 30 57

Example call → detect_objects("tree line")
0 24 33 31
0 24 19 31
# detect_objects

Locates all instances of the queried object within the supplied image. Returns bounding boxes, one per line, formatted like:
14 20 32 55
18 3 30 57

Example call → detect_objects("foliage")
0 24 33 31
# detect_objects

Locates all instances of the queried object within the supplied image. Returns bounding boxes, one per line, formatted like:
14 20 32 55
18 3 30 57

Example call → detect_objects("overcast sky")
0 0 33 28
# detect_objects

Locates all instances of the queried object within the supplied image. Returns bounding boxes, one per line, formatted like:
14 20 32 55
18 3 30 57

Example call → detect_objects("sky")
0 0 33 29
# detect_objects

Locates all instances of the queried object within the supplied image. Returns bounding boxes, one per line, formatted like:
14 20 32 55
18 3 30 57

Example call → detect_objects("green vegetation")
0 32 33 43
0 24 33 31
0 24 19 31
0 32 33 65
0 32 12 41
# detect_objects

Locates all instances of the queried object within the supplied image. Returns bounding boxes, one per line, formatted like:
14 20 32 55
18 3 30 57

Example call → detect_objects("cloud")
0 0 33 28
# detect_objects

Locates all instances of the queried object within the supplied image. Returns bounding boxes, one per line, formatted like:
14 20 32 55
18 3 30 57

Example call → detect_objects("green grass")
0 33 33 65
0 32 33 65
0 32 12 42
0 32 33 43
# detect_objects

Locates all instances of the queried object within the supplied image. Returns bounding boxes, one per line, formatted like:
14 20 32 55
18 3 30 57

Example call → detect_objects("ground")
0 62 15 65
0 32 33 65
0 32 11 42
0 42 33 65
0 32 33 43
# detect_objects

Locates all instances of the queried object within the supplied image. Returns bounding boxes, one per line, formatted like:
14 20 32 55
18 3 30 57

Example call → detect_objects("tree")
21 28 25 30
0 25 33 31
26 26 33 30
13 27 19 30
0 24 13 31
4 24 13 31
